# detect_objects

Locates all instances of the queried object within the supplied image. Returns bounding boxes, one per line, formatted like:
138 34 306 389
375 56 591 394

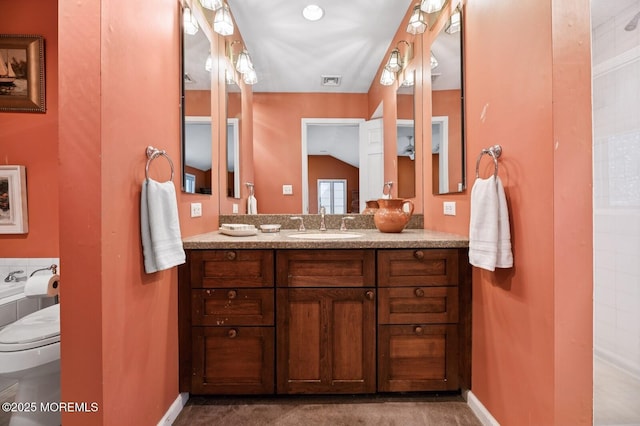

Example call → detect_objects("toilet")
0 303 60 426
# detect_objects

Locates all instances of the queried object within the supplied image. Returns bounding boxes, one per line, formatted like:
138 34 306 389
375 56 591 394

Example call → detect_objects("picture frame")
0 166 29 234
0 34 45 113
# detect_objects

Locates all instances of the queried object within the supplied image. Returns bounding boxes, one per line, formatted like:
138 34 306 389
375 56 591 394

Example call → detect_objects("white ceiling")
591 0 639 28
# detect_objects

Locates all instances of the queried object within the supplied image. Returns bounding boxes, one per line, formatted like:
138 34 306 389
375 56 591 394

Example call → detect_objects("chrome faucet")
4 270 27 283
290 216 306 231
319 206 327 231
340 216 355 231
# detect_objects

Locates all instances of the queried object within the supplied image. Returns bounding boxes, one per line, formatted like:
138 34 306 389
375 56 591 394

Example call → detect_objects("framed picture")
0 34 45 113
0 166 28 234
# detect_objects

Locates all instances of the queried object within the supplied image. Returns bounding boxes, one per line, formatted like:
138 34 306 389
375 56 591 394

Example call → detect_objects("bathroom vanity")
178 229 471 396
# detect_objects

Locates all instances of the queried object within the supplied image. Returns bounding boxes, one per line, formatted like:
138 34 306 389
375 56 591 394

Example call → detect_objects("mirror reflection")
431 6 465 194
182 9 214 195
397 69 416 199
226 75 241 198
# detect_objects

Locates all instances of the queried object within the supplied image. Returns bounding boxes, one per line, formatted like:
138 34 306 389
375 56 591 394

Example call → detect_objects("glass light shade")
183 8 199 35
430 52 439 69
420 0 445 13
302 4 324 21
235 50 254 74
205 54 213 72
200 0 223 11
213 5 234 36
406 5 427 34
401 71 415 86
385 48 402 73
380 68 396 86
445 10 461 34
243 69 258 85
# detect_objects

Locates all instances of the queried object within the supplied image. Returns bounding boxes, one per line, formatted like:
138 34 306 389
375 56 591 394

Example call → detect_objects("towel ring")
145 146 175 182
475 145 502 179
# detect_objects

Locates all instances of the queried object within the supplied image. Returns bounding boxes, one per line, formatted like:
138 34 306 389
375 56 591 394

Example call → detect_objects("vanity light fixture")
445 8 461 34
302 4 324 21
420 0 445 14
380 68 396 86
430 52 439 69
384 40 413 74
183 7 199 35
400 70 415 86
406 3 428 35
243 68 258 85
200 0 223 11
227 40 258 83
235 48 254 74
205 53 213 72
213 4 234 36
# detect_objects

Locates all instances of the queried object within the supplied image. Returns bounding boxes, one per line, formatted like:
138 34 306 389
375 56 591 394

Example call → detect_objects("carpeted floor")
173 394 483 426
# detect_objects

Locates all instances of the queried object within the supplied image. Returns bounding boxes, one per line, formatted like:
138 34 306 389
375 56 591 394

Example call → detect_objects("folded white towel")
248 194 258 214
141 178 186 274
469 175 513 271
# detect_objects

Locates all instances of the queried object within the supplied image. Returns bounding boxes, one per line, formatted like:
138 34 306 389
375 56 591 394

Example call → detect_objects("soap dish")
219 223 258 237
260 224 281 233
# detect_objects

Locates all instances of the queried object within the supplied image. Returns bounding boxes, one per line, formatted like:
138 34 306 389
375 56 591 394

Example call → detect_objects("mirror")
397 69 416 199
181 6 214 195
226 76 241 198
431 6 465 194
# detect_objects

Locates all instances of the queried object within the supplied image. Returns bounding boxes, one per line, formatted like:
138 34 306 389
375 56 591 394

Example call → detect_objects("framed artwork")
0 34 45 113
0 166 28 234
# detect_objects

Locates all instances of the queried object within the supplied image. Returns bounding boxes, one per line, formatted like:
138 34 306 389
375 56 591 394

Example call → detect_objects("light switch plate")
190 202 202 217
443 201 456 216
282 184 293 195
232 203 239 214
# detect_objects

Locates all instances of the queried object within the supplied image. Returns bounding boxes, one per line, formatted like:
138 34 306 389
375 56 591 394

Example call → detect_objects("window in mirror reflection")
318 179 347 214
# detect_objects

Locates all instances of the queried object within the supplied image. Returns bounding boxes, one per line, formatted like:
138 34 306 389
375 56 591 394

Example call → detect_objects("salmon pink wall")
436 0 593 424
252 93 368 213
0 1 59 258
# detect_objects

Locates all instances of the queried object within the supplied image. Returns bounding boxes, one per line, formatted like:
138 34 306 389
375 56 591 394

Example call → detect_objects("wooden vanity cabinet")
180 249 275 395
377 249 469 392
276 250 376 394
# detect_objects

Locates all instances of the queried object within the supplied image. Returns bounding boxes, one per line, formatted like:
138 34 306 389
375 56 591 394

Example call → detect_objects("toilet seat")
0 304 60 352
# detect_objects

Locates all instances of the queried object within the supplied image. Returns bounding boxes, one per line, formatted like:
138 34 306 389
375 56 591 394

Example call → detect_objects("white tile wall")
593 1 640 376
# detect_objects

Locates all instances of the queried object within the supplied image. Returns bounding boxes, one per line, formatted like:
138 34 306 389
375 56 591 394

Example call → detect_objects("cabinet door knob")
227 328 238 338
226 251 237 261
414 326 423 335
227 290 237 299
414 288 425 297
414 250 424 260
365 290 375 301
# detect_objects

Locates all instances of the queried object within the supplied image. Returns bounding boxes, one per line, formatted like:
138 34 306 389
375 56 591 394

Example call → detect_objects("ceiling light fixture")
406 3 428 34
302 4 324 21
200 0 223 11
420 0 445 14
213 4 234 36
183 7 199 35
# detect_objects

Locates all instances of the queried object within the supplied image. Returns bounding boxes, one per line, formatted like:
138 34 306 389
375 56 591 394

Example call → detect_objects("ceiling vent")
184 73 195 84
321 75 341 87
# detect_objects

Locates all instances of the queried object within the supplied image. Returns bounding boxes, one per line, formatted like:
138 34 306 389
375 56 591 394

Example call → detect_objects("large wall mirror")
431 5 465 195
397 69 416 199
181 4 214 195
226 75 241 198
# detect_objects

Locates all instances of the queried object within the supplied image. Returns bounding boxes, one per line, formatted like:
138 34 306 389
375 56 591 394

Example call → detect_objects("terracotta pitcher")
374 199 414 233
362 200 379 214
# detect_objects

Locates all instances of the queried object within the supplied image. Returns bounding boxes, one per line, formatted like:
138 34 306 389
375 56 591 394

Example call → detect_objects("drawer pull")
228 290 237 299
227 329 238 338
225 251 237 261
365 290 375 301
414 326 423 335
414 250 424 260
414 288 425 297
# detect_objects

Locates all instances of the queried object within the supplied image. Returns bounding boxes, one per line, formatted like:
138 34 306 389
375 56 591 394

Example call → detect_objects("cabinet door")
191 326 275 394
378 324 459 392
277 288 376 394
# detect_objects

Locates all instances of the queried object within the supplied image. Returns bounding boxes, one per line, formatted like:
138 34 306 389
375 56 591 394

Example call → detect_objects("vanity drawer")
276 249 375 287
190 250 274 288
378 286 458 325
377 249 459 287
378 324 459 392
192 288 274 326
191 326 275 395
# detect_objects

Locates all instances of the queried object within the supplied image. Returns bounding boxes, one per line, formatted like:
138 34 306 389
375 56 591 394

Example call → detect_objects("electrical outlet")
443 201 456 216
282 184 293 195
190 202 202 218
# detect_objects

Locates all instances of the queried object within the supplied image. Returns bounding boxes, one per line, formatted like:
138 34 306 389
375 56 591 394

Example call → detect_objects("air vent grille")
321 75 341 86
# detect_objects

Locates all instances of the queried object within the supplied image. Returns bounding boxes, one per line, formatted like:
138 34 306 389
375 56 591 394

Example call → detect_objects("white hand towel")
141 178 186 274
248 194 258 214
469 175 513 271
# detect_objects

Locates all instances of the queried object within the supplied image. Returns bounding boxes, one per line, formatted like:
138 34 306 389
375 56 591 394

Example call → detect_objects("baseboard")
465 390 500 426
594 348 640 381
157 392 189 426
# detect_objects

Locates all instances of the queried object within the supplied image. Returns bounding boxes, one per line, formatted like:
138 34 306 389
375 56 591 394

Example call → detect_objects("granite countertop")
182 228 469 250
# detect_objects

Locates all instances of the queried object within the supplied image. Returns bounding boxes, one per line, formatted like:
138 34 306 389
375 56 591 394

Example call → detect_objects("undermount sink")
287 232 364 240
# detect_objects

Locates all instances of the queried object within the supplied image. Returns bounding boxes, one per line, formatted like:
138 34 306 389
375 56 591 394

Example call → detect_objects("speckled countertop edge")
183 228 469 250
